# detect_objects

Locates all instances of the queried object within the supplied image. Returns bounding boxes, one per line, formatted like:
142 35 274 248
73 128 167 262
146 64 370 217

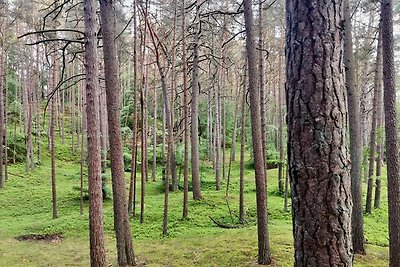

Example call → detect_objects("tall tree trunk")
230 84 239 163
80 92 85 216
22 62 29 172
151 68 157 182
128 0 138 217
71 80 76 152
169 0 178 191
61 75 65 144
227 85 241 183
366 25 383 214
0 33 4 188
182 0 189 219
161 98 166 181
1 0 8 182
277 48 284 194
258 1 268 190
157 63 172 235
344 0 365 254
145 12 177 234
99 80 107 171
381 0 400 266
140 1 149 223
190 0 202 200
374 25 383 210
50 54 58 220
83 0 107 264
214 70 221 191
26 67 34 172
4 47 8 180
99 1 136 265
286 0 353 265
35 46 41 164
239 62 247 223
243 1 271 264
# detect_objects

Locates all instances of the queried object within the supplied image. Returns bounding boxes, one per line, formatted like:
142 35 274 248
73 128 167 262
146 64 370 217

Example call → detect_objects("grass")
0 134 391 266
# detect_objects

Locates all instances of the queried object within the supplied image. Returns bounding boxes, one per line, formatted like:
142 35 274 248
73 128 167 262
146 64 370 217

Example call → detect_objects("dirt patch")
15 233 63 243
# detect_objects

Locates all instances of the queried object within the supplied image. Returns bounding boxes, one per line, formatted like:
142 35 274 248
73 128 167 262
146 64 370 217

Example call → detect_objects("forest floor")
0 138 391 266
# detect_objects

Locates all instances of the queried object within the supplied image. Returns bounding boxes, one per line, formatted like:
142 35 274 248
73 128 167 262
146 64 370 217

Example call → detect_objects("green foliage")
121 126 133 143
6 129 26 163
101 173 111 200
123 150 132 171
199 138 209 161
121 104 134 129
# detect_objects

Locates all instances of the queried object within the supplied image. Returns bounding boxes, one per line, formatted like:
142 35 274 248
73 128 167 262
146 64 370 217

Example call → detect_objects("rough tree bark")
99 1 135 265
344 0 365 254
381 0 400 266
83 0 107 264
286 0 353 265
258 0 268 190
191 0 202 200
243 0 271 264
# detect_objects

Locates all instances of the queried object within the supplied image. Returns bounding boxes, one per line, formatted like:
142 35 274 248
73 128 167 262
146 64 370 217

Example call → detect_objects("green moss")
0 132 390 266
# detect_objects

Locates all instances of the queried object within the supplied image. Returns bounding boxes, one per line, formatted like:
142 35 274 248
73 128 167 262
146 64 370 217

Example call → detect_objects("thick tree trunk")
99 1 135 265
286 0 353 265
83 0 107 264
243 1 271 264
343 0 365 254
190 0 202 200
381 1 400 266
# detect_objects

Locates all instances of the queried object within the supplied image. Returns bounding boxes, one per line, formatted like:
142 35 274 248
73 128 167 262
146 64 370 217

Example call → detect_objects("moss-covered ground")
0 135 390 266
